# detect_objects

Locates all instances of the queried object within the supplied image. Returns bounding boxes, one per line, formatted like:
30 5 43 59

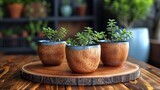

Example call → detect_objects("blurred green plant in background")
0 0 4 18
104 0 154 28
27 21 48 50
24 0 49 18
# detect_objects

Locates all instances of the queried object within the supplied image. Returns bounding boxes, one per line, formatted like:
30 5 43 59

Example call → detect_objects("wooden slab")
21 61 140 85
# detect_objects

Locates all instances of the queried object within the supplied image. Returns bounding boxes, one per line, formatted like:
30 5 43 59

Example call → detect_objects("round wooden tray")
21 61 140 85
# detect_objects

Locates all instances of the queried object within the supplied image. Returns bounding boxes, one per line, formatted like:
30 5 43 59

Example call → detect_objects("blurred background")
0 0 159 67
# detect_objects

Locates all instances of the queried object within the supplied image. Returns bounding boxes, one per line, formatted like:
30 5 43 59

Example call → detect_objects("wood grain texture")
0 55 160 90
38 43 66 66
20 61 140 85
66 45 101 73
100 42 129 66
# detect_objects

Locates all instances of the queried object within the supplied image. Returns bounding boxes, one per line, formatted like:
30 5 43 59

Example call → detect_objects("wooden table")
0 55 160 90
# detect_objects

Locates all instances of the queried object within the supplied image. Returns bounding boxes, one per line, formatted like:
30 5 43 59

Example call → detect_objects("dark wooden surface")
0 55 160 89
21 61 140 85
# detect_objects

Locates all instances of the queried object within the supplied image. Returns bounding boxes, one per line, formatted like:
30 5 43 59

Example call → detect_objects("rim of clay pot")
99 40 129 44
66 44 100 50
38 40 66 45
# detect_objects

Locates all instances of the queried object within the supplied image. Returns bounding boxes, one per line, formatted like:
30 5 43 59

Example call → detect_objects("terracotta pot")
100 42 129 66
37 32 44 38
38 40 66 66
66 44 101 74
7 3 23 19
21 30 29 38
11 34 18 47
77 5 87 16
0 32 3 38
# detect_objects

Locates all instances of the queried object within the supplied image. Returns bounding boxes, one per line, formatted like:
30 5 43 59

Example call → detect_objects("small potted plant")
38 27 67 66
75 0 87 16
21 30 29 38
0 31 3 38
104 0 153 62
5 0 24 18
100 19 132 66
66 27 106 74
24 0 48 18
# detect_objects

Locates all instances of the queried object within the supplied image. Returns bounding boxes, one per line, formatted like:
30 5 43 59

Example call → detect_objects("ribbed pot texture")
100 42 129 66
66 45 101 74
38 40 66 66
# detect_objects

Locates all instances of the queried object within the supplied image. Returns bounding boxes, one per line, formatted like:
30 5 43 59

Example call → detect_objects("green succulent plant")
106 19 132 42
67 27 106 46
104 0 154 28
42 27 68 42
